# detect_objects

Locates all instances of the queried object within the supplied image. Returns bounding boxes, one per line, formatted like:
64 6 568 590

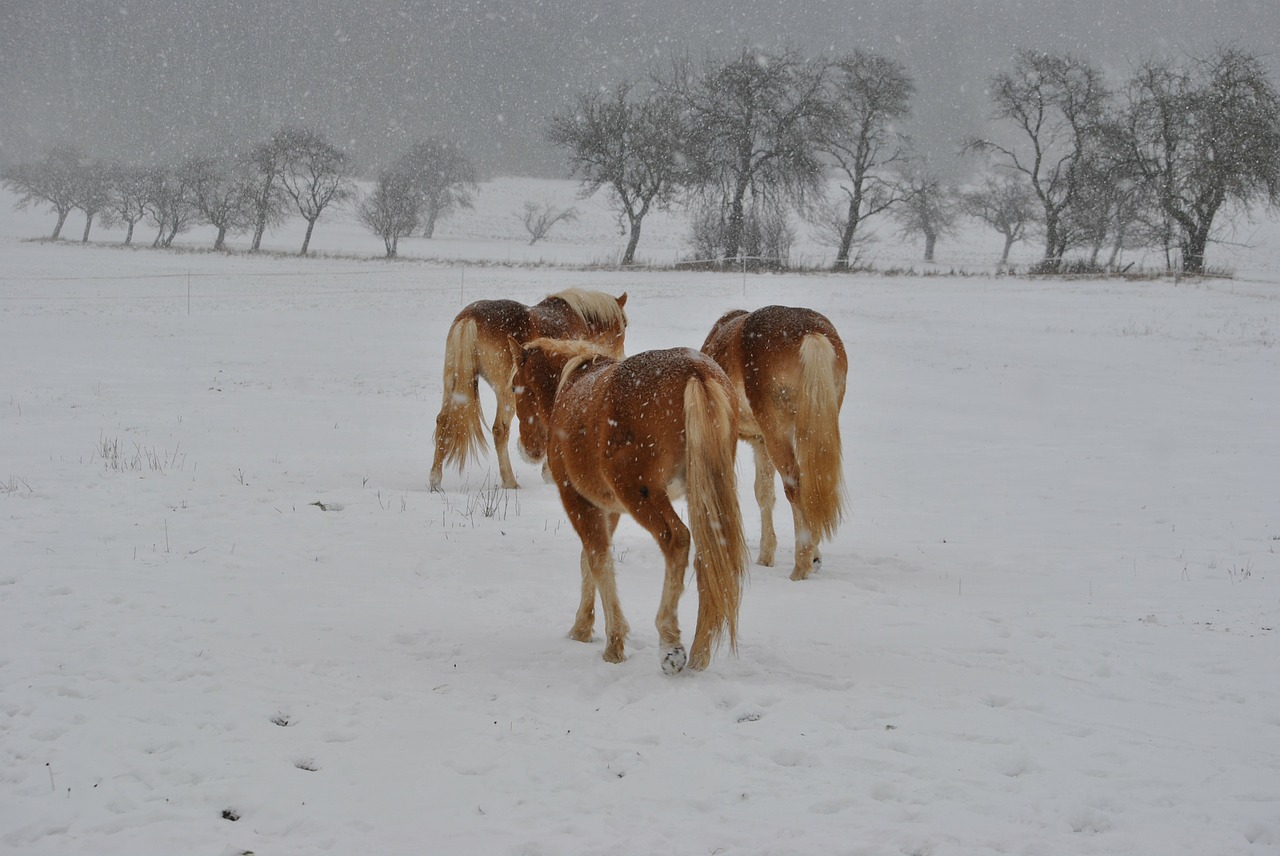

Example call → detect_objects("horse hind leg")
491 387 520 489
748 436 778 567
627 492 693 674
765 435 818 580
568 549 597 643
789 499 819 581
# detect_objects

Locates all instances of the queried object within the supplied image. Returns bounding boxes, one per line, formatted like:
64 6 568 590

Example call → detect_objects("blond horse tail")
434 317 486 472
796 333 846 541
683 375 749 654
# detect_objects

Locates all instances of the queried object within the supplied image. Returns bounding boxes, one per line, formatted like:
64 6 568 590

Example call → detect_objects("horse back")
738 306 846 411
459 299 536 345
552 348 726 509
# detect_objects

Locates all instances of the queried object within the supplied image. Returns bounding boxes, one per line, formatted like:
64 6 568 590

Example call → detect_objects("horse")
701 305 848 581
429 289 627 491
509 337 749 673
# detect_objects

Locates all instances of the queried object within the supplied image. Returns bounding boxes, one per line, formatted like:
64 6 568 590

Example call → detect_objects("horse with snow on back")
509 337 748 674
429 289 627 491
701 305 848 580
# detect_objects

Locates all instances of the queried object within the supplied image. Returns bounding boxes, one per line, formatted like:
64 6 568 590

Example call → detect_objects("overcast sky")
2 0 1278 176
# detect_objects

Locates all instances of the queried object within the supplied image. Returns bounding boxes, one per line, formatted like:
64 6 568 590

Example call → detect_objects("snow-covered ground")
2 180 1278 855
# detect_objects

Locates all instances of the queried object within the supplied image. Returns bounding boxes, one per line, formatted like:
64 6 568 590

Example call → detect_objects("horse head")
508 337 616 464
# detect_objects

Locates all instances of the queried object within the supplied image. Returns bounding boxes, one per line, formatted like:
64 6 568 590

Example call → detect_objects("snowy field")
2 180 1279 855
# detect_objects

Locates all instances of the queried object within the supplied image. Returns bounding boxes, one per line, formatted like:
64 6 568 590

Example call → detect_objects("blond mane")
524 337 615 396
549 288 628 331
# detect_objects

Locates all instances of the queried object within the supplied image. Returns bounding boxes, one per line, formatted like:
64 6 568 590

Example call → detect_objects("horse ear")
506 335 524 364
616 292 628 308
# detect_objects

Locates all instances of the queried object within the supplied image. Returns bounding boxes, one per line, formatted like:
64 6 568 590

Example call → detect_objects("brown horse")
509 338 749 673
701 305 848 581
429 289 627 491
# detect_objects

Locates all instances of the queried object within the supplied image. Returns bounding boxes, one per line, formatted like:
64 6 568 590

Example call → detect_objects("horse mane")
524 337 615 396
548 288 628 331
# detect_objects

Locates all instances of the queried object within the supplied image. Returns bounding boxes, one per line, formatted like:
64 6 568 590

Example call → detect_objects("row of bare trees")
3 128 481 258
2 128 356 254
548 44 1280 273
6 46 1278 272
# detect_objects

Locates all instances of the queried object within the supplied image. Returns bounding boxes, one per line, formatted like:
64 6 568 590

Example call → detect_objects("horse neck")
555 351 616 399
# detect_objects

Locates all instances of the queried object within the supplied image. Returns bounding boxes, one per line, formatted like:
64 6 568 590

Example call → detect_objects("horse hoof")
660 646 688 675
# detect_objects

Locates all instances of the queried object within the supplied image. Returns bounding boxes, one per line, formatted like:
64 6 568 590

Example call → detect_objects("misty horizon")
3 0 1278 178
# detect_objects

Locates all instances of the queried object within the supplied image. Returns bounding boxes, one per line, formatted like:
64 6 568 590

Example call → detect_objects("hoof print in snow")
221 808 240 822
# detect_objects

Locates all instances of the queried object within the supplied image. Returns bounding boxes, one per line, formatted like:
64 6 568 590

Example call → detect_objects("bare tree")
1111 46 1280 274
143 164 198 248
959 173 1039 266
968 49 1108 271
185 155 256 250
1 145 85 239
356 169 420 258
519 201 578 244
548 81 690 265
71 159 113 243
393 138 477 239
821 51 915 270
100 162 151 245
670 48 833 262
893 163 958 262
277 129 355 255
245 129 297 251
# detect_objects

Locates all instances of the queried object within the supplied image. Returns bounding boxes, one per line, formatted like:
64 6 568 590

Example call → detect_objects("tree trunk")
1000 233 1014 265
124 221 135 245
1182 224 1210 275
213 225 228 250
833 196 861 271
621 214 642 266
1042 214 1060 272
923 231 937 262
1106 236 1123 270
300 218 317 255
251 173 275 251
722 176 750 263
51 210 68 239
422 203 439 238
81 213 94 243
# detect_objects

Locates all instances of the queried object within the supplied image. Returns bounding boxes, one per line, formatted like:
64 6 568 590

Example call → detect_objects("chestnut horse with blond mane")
509 338 748 673
701 305 848 580
429 289 627 491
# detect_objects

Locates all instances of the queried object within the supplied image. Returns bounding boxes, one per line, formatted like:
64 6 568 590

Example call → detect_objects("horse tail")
796 332 847 542
683 374 749 654
434 317 486 472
